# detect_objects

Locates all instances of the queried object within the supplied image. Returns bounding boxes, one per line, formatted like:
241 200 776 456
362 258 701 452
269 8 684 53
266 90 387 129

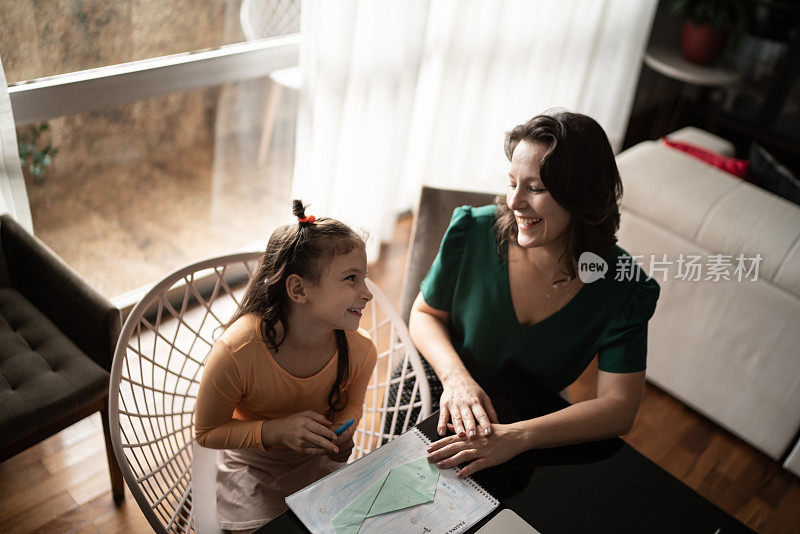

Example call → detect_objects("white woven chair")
108 252 431 533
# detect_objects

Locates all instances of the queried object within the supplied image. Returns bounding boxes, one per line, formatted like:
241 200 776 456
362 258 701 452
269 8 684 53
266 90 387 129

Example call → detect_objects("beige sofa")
616 127 800 474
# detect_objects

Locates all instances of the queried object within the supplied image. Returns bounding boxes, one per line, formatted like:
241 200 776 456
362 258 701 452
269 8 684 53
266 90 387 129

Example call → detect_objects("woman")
409 111 660 478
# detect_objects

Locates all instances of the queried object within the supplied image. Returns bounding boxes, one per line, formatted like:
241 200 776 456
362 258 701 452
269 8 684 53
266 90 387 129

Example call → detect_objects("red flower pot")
680 20 728 65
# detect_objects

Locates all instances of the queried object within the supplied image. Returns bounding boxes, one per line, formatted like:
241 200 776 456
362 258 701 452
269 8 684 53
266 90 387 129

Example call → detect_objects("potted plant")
17 122 59 184
669 0 749 65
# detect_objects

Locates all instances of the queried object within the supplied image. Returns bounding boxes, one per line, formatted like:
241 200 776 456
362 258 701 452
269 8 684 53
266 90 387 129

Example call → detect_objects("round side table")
644 45 740 138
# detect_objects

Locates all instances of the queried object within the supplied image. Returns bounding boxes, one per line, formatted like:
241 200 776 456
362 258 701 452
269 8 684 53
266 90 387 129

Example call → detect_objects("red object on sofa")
662 137 749 179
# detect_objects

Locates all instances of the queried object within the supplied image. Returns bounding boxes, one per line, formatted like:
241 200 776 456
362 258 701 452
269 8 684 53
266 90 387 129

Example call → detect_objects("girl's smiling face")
507 140 572 250
304 246 373 331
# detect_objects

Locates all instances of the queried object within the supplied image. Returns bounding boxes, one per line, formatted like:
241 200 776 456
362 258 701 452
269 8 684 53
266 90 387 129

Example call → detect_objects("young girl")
194 200 377 534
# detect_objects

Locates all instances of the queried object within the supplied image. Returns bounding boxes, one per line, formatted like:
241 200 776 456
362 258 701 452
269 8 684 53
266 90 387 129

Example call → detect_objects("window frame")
8 35 300 126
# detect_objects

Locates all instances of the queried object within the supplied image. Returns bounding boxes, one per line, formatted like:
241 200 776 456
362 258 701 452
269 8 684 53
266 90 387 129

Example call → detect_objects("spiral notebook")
286 427 499 533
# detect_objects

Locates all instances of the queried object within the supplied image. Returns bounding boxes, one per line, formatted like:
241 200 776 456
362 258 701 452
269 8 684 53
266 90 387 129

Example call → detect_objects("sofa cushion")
617 140 800 297
0 287 109 449
666 126 735 156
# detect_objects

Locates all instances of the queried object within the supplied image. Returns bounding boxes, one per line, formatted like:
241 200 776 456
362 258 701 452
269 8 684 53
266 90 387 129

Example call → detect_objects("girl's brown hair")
229 200 365 414
493 110 623 280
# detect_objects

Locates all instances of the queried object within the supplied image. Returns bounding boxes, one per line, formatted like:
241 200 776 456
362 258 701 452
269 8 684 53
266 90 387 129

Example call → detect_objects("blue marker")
334 418 355 437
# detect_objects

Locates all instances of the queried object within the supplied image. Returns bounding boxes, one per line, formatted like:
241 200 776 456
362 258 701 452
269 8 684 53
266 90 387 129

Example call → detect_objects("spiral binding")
411 427 499 506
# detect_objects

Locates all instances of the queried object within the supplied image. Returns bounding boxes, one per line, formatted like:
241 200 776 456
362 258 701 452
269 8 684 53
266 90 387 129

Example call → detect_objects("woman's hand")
438 374 499 438
409 294 497 437
261 410 339 455
325 422 356 462
426 423 525 478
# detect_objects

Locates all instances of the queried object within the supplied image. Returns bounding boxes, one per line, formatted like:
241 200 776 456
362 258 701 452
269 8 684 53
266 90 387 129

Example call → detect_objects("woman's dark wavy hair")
228 200 365 414
494 110 623 280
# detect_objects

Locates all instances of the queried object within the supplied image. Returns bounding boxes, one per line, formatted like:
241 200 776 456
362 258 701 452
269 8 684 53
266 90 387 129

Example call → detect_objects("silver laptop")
475 509 542 534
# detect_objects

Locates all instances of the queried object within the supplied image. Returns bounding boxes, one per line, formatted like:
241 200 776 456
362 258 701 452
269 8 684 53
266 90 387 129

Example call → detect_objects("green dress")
420 205 661 393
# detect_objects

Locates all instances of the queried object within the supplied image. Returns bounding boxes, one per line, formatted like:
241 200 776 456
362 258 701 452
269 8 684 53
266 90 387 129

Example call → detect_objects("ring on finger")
468 449 478 460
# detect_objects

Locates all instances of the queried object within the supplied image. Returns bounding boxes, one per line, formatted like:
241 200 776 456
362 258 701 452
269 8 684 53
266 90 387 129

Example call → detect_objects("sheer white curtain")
293 0 657 259
0 56 32 232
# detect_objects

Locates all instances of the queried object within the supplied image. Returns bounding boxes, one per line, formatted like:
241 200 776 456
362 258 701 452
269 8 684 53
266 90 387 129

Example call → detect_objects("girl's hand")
326 422 356 462
261 410 340 455
426 423 525 478
438 375 499 438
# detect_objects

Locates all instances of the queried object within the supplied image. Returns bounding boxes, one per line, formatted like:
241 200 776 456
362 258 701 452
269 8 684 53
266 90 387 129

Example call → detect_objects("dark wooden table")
257 368 754 534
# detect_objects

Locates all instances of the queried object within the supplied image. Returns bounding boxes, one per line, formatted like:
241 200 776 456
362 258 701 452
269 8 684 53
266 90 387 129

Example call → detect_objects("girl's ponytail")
292 199 316 227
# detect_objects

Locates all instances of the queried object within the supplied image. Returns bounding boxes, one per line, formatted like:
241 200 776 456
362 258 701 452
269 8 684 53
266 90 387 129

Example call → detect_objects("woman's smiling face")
506 140 572 250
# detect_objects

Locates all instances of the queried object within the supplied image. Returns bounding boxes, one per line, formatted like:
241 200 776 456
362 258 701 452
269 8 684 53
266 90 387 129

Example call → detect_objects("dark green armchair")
0 214 124 500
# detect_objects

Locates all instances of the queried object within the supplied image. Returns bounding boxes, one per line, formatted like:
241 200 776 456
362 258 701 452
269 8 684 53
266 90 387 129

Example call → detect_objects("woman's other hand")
426 423 524 478
439 375 499 438
325 421 356 462
261 410 339 455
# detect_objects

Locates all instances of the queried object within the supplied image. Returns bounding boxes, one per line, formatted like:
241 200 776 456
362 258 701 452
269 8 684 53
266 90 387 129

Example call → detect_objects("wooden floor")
2 215 799 533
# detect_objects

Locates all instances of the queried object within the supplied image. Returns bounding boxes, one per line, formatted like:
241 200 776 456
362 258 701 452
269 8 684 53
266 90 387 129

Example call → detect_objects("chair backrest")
398 185 497 323
109 252 430 533
352 278 431 458
239 0 301 41
109 252 260 534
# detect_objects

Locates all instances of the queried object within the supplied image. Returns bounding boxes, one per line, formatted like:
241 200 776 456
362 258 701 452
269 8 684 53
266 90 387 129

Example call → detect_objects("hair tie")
297 215 316 224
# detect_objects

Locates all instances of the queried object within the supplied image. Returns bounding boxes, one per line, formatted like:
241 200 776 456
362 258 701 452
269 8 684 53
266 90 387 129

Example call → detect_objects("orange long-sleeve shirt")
194 313 377 451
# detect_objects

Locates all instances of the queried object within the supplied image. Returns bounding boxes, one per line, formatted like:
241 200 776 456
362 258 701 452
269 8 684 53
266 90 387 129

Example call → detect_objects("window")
2 0 301 300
